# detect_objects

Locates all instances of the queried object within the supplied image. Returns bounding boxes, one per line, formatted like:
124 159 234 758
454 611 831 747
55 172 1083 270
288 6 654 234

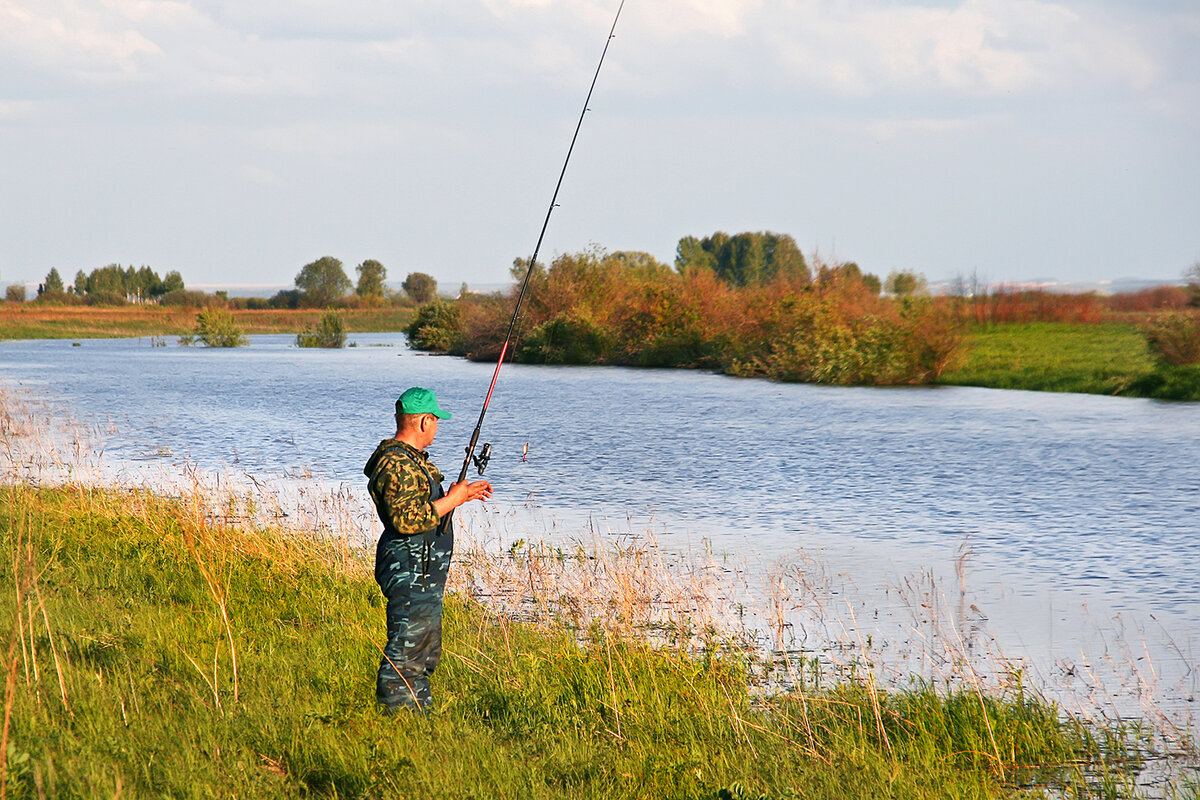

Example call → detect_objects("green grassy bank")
1 484 1177 799
939 322 1200 401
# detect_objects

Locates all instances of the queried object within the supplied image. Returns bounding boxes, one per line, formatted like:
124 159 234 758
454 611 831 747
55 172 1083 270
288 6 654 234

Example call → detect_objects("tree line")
33 265 185 305
22 258 441 309
265 257 439 309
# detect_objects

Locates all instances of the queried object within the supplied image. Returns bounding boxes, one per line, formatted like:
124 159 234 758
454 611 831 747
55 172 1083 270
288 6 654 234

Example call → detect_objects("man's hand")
434 479 493 517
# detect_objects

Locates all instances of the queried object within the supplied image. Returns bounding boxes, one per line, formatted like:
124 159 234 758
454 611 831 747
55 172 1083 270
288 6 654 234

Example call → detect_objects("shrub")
269 289 301 309
517 310 613 364
161 289 211 308
1142 311 1200 366
1107 286 1190 313
406 300 462 352
296 310 347 348
193 307 247 347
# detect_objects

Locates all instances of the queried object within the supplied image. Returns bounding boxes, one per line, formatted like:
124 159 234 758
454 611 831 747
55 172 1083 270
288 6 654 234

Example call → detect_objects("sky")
1 0 1198 290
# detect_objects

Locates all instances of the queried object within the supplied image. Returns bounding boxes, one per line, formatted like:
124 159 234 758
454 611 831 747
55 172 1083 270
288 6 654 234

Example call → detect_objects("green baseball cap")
396 386 451 419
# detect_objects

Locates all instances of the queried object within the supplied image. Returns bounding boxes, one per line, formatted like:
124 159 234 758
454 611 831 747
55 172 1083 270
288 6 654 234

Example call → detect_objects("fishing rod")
457 0 626 484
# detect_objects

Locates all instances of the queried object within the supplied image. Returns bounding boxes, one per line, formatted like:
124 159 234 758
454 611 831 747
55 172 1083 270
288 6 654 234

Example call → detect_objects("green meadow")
939 322 1200 401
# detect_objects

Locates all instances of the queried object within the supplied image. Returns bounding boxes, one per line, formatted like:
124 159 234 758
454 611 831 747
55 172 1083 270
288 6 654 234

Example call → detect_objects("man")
365 386 492 712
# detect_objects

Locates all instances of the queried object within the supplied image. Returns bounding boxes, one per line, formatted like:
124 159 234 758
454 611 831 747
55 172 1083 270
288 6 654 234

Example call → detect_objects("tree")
355 259 387 299
885 270 928 297
403 272 438 304
73 270 88 295
674 235 717 273
162 270 185 294
5 285 26 303
1185 261 1200 307
674 231 810 286
43 268 65 294
294 256 351 308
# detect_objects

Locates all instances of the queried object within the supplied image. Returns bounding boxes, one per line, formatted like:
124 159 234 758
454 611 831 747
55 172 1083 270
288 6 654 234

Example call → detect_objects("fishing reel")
469 442 492 475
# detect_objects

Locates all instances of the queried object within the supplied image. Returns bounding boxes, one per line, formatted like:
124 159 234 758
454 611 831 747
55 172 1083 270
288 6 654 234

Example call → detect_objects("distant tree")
162 270 185 294
674 235 717 273
73 270 88 295
510 257 546 282
89 264 127 296
355 259 387 299
43 268 65 294
6 285 26 303
403 271 438 304
885 270 928 297
674 231 810 286
294 256 351 308
269 289 301 309
610 251 669 273
817 261 880 295
1186 261 1200 307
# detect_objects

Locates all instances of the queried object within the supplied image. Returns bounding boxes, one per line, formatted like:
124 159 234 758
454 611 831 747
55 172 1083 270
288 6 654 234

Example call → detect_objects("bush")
161 289 211 308
406 300 462 351
517 310 613 364
192 307 247 347
269 289 302 309
5 285 27 302
296 310 347 348
1142 311 1200 366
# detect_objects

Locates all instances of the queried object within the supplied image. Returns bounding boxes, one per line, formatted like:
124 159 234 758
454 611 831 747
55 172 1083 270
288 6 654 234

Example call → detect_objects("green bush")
160 289 212 308
193 307 247 347
5 284 27 302
406 300 462 351
517 311 613 364
1142 311 1200 366
296 310 348 348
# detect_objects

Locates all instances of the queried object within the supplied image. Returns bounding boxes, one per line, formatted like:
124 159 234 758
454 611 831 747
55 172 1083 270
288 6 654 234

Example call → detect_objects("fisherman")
365 386 493 712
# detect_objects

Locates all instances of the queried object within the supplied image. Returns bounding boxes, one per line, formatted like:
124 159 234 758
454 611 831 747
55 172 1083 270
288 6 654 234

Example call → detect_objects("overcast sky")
2 0 1197 289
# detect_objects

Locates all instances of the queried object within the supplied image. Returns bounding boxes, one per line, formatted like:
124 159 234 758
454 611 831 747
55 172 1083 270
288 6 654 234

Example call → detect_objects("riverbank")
3 306 1198 400
1 482 1172 799
0 305 414 340
938 322 1200 401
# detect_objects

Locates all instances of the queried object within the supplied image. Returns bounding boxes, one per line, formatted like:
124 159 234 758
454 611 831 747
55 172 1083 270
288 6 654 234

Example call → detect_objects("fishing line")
456 0 626 484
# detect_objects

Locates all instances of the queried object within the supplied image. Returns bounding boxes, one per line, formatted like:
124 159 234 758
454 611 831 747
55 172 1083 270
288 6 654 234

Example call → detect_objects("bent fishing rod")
456 0 626 484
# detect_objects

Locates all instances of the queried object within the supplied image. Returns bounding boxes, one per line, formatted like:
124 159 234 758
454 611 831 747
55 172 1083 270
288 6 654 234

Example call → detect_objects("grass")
0 306 414 341
940 322 1200 401
2 483 1182 800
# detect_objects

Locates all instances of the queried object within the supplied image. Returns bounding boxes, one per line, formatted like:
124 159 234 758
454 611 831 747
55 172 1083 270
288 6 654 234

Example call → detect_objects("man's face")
421 414 439 448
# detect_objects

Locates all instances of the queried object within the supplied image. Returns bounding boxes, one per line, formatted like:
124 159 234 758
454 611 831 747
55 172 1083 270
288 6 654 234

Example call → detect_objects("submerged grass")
1 484 1178 799
940 322 1200 400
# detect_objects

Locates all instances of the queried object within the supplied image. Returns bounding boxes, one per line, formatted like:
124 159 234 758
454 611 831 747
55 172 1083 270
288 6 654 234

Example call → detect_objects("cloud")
0 0 165 83
748 0 1163 98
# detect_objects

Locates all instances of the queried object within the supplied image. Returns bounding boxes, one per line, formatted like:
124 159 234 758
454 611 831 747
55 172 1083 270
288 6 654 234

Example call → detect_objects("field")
940 322 1200 401
3 482 1181 800
0 306 414 340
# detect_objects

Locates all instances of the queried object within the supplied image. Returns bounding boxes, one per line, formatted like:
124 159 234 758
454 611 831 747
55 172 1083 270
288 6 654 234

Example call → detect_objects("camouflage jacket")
364 439 444 536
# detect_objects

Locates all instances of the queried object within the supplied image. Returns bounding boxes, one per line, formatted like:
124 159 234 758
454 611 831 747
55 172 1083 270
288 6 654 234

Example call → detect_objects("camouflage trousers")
374 525 454 712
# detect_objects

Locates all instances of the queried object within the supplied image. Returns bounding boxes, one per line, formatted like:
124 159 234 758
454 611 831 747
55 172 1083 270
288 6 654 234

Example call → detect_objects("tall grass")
3 484 1179 799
